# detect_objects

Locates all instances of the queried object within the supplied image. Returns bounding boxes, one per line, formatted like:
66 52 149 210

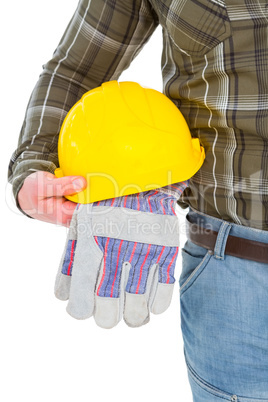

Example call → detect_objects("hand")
18 171 87 226
54 182 188 328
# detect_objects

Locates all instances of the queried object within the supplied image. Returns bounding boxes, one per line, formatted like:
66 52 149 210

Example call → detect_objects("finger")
125 242 158 295
54 208 79 300
123 244 178 324
93 238 129 329
31 197 77 226
124 292 150 327
38 172 87 198
94 291 120 329
94 261 130 329
150 246 178 314
123 243 159 327
150 281 175 314
124 262 158 327
157 246 178 285
61 200 78 227
94 238 127 298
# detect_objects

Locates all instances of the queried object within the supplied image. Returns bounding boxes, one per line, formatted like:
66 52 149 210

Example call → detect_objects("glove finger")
94 295 120 329
55 239 77 300
150 282 175 314
123 262 158 328
94 257 131 329
54 208 78 301
158 246 178 285
123 243 159 327
125 242 158 295
124 292 150 327
66 228 103 320
150 246 178 314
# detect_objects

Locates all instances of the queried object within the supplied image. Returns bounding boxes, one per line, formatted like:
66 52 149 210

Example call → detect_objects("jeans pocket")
185 353 237 401
179 239 212 295
186 352 268 402
165 0 232 56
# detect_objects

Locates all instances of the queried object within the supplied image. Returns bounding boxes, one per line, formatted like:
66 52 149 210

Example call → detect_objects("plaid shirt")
8 0 268 230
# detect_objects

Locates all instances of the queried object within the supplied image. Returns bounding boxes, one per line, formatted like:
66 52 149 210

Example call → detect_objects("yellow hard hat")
55 81 205 203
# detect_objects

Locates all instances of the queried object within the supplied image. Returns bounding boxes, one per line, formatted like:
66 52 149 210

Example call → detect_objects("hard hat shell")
55 81 205 203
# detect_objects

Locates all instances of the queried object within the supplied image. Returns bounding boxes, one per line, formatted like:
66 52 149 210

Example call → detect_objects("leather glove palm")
54 181 188 328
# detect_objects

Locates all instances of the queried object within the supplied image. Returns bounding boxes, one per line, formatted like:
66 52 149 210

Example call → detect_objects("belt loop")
214 222 232 260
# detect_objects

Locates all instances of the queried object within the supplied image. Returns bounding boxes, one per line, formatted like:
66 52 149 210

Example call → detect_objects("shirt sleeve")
8 0 159 210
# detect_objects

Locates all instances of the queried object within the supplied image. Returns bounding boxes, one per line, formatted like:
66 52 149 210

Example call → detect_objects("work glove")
54 181 188 328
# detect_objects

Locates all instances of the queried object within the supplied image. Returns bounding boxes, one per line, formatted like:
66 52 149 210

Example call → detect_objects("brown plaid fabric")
8 0 268 229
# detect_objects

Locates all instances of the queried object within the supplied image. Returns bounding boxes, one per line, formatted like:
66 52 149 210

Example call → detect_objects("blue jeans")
179 208 268 402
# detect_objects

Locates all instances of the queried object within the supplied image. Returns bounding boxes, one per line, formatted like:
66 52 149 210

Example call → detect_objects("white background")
1 1 192 401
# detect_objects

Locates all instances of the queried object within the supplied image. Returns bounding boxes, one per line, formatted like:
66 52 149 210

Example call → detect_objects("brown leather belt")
186 220 268 264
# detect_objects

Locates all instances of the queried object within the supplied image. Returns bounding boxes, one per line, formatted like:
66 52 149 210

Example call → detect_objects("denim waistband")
188 207 268 245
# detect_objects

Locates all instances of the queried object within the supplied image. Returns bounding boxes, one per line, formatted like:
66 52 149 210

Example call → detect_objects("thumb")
41 173 87 198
